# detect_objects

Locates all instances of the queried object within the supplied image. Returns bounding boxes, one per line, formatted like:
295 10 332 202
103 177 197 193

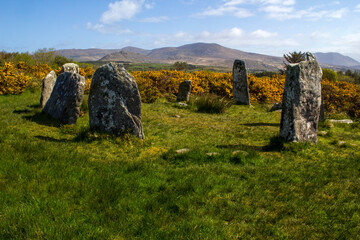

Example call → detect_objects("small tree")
283 51 306 64
54 55 73 68
322 68 338 82
172 61 188 71
32 48 55 65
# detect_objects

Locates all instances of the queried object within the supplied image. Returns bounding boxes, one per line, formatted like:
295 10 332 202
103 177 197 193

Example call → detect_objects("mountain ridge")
55 43 360 71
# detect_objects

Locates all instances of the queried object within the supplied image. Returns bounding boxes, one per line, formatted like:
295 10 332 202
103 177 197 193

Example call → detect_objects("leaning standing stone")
61 63 79 74
279 58 322 143
40 70 57 107
177 80 192 102
42 72 85 124
233 60 250 105
88 62 144 139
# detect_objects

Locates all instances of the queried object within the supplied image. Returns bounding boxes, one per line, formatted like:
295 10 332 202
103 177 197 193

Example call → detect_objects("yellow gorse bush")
132 70 284 104
322 79 360 118
1 61 360 118
0 62 31 95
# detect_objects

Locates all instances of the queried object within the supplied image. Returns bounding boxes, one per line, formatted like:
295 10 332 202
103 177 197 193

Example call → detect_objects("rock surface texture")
177 80 192 102
279 59 322 143
61 63 79 74
89 62 144 139
42 72 85 124
233 60 250 105
40 71 57 107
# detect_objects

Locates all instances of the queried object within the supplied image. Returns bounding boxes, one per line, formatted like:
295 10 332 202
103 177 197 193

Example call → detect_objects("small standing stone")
270 102 282 112
88 62 144 139
279 57 322 143
42 72 85 124
233 59 250 105
40 71 57 108
176 149 190 154
177 80 192 102
61 63 79 74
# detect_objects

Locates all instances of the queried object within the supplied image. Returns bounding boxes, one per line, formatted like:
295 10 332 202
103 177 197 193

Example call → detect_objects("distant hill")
314 52 360 68
99 50 155 63
144 43 283 71
55 48 119 62
56 43 360 71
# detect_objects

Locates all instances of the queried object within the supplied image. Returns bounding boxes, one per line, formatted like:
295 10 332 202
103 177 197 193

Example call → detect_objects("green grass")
1 90 360 239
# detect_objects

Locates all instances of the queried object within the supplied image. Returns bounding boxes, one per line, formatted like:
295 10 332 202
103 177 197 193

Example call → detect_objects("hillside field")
1 89 360 239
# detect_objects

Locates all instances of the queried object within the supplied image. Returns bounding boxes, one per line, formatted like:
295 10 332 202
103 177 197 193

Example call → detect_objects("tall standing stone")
88 62 144 139
61 63 79 74
279 58 322 143
233 60 250 105
40 70 57 107
177 80 192 102
42 72 85 124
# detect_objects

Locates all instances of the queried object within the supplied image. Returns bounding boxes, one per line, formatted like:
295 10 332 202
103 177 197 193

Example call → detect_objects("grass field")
1 90 360 239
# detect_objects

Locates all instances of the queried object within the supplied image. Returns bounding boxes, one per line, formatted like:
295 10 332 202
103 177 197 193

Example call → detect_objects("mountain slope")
145 43 283 70
314 52 360 67
99 50 155 63
56 43 360 71
56 49 119 62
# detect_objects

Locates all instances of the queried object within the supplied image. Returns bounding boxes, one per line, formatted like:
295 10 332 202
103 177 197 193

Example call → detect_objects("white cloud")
251 29 278 38
139 16 169 23
86 22 132 35
100 0 145 24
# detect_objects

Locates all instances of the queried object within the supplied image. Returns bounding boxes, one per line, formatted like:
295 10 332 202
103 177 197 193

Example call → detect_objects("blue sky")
1 0 360 60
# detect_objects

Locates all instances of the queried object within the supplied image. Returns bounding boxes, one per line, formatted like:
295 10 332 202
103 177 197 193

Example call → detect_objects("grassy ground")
1 90 360 239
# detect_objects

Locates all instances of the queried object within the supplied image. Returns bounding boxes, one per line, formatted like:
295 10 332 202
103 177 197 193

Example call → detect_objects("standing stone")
279 58 322 143
177 80 192 102
42 72 85 124
88 62 144 139
233 60 250 105
40 70 57 107
61 63 79 74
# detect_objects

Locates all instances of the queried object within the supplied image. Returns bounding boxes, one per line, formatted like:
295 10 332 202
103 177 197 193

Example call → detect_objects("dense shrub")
0 62 31 95
322 68 338 82
322 79 360 118
249 74 285 103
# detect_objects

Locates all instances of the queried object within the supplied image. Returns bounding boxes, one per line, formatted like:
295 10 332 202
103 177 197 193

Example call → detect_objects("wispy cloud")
261 6 348 20
86 22 132 35
153 27 298 49
139 16 169 23
356 4 360 12
194 5 253 18
197 0 347 21
310 31 330 39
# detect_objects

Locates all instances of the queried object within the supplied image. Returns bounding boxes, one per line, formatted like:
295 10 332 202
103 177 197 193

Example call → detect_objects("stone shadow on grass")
22 112 63 127
217 136 285 152
35 136 71 143
216 144 264 152
241 122 280 127
13 109 32 114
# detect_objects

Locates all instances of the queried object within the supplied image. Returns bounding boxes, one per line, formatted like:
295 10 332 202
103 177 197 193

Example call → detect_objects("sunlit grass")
0 90 359 239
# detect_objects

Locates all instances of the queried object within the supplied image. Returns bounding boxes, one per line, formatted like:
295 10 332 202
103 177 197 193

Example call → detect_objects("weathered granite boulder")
279 58 322 143
61 63 79 74
177 80 192 102
40 70 57 107
88 62 144 139
42 72 85 124
233 60 250 105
